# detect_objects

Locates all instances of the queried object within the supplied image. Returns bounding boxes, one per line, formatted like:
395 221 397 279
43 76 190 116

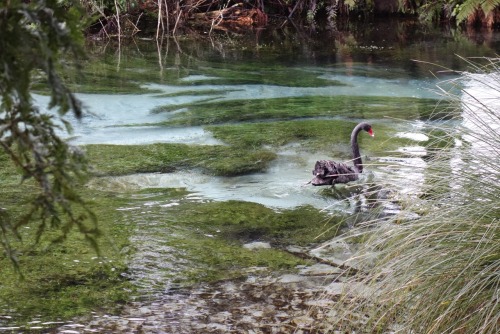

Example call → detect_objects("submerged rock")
55 263 360 333
243 241 272 250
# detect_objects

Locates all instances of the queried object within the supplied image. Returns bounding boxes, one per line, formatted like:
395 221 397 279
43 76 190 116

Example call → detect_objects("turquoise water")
44 22 499 211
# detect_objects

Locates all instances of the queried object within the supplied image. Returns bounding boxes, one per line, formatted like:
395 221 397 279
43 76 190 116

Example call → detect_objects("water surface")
12 19 500 331
54 23 500 209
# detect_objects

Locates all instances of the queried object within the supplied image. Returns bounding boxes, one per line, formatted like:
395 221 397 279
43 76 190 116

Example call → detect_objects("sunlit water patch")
448 72 500 196
145 73 439 103
96 153 335 210
396 131 429 142
461 72 500 153
376 156 427 196
33 93 223 145
34 67 440 148
70 125 223 145
95 148 427 214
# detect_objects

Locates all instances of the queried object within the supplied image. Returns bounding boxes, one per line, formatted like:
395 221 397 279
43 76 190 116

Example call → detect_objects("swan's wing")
311 160 358 186
312 160 336 176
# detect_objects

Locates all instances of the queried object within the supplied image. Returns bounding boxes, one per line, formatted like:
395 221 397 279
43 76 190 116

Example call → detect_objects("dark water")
6 19 500 332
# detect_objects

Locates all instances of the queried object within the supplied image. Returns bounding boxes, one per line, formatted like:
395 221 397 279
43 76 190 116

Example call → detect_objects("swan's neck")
351 126 363 173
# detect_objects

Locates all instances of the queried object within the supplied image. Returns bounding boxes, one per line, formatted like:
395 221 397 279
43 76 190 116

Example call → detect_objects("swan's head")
360 123 374 137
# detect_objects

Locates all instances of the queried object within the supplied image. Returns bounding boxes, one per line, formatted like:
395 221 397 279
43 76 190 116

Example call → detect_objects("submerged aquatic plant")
325 57 500 333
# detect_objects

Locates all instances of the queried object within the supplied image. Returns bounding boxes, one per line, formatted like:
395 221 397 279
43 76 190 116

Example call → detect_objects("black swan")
311 122 374 186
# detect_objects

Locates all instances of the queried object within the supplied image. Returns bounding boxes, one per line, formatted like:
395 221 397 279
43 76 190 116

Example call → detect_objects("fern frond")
481 0 500 13
456 0 483 23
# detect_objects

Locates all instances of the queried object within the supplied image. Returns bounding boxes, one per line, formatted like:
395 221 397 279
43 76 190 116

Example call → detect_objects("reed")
325 57 500 333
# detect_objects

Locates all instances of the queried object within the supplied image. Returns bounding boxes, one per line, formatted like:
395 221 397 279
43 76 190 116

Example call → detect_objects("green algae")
81 119 420 182
207 119 413 154
176 200 340 246
0 165 134 322
152 95 438 126
0 144 342 323
84 143 276 176
144 199 343 284
154 89 236 98
33 56 161 95
166 236 306 284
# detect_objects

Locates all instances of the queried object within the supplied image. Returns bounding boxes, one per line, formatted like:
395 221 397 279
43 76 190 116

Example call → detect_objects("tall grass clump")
326 57 500 333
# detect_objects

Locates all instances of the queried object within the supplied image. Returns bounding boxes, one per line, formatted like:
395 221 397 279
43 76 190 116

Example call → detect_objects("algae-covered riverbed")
1 20 500 332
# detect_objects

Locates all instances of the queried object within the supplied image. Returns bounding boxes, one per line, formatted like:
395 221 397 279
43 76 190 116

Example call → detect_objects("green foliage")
482 0 500 12
453 0 500 23
417 0 500 23
418 1 446 22
78 0 138 15
0 0 97 266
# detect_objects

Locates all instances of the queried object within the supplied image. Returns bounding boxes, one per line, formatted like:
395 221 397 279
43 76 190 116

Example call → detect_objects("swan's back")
311 160 359 186
310 122 372 187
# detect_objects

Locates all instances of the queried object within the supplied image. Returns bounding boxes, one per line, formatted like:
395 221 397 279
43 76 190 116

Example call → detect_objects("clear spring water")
10 20 499 331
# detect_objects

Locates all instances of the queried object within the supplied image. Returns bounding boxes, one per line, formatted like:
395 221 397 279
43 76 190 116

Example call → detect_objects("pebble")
139 307 152 315
278 274 305 283
299 263 343 276
64 323 86 328
0 242 375 333
243 241 272 250
292 315 315 327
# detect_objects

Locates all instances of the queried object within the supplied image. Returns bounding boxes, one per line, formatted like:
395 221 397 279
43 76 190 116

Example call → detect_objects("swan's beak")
368 129 374 137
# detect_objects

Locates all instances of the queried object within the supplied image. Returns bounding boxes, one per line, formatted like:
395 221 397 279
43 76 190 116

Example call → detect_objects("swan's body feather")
310 122 373 186
311 160 359 186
